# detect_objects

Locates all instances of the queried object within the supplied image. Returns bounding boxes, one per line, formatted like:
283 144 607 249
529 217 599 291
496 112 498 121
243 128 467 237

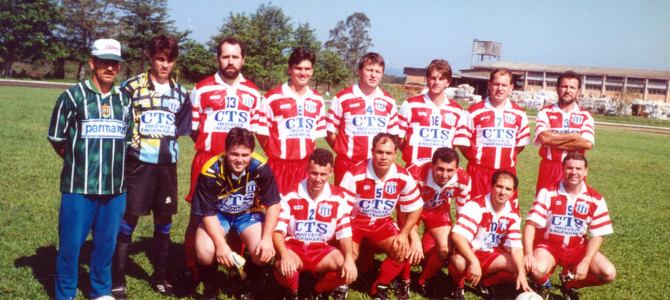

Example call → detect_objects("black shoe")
394 279 411 300
331 284 349 300
449 287 465 300
240 290 256 300
111 240 130 300
479 284 496 300
282 289 299 300
201 283 218 300
559 272 579 300
371 284 390 300
151 278 175 297
111 285 127 300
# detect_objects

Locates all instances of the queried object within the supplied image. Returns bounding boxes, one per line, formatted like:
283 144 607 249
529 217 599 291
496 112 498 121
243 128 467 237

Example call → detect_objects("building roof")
468 61 670 80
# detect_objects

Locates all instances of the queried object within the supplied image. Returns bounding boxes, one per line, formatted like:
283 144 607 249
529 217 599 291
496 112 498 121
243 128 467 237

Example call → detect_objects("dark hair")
491 170 518 189
557 71 582 88
489 68 513 83
217 37 246 58
288 47 316 67
371 133 398 151
425 59 453 82
309 148 333 167
225 127 255 151
432 147 459 166
563 151 588 168
358 52 385 71
147 34 179 61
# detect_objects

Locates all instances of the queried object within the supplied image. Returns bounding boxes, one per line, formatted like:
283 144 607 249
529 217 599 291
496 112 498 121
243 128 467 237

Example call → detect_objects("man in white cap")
48 38 130 300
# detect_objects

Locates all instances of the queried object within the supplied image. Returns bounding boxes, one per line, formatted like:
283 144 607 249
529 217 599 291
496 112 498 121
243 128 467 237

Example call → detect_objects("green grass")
1 85 669 299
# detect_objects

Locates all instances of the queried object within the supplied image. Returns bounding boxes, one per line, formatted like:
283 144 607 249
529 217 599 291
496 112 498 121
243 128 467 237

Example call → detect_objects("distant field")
1 86 668 299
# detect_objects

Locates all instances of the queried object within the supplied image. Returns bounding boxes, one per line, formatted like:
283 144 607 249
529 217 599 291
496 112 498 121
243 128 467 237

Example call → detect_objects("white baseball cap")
91 38 123 62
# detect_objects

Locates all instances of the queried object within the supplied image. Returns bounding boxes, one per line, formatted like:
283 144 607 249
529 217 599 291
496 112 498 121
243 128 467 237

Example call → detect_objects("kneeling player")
191 127 280 300
406 147 471 294
524 152 615 300
449 171 530 300
273 149 357 299
340 133 423 300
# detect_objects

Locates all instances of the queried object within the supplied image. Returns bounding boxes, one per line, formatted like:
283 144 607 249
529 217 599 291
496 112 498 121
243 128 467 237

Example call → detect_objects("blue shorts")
217 212 264 235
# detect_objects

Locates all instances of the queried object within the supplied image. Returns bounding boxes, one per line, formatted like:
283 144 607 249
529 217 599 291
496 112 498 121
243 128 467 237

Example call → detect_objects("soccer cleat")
371 284 390 300
394 279 411 300
281 289 299 300
532 279 552 300
559 271 580 300
478 284 496 300
331 284 349 300
449 287 465 300
151 278 175 297
110 285 127 300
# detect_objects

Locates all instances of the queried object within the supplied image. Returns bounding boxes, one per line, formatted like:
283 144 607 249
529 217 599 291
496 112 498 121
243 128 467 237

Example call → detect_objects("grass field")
1 85 669 299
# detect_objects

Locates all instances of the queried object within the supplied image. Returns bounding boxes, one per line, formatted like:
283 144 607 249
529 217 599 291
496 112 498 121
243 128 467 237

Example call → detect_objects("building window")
606 85 622 92
585 84 601 91
648 88 667 95
527 80 543 86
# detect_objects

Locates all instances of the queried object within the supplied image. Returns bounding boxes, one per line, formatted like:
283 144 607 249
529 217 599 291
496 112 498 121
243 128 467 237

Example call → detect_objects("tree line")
1 0 375 91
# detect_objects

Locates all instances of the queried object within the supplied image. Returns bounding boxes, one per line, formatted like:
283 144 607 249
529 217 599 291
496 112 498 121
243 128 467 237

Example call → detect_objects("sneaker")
449 287 465 300
111 285 127 300
331 284 349 300
478 284 496 300
532 279 552 300
371 284 390 300
394 279 411 300
151 278 175 297
559 272 579 300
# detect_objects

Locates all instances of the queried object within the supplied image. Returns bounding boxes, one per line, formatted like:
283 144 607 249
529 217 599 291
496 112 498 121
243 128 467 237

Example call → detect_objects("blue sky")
168 0 670 75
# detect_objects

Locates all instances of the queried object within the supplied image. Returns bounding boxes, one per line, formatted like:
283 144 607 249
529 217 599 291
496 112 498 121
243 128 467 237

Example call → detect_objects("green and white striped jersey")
48 80 131 195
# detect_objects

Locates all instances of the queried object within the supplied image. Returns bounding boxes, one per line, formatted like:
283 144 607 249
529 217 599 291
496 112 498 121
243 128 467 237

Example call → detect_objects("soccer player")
257 48 326 195
398 59 467 166
183 37 263 284
405 147 471 294
340 133 423 300
534 71 594 194
524 153 615 300
191 127 280 300
48 38 130 300
273 148 357 299
455 68 530 200
449 171 531 300
110 34 190 299
326 52 400 185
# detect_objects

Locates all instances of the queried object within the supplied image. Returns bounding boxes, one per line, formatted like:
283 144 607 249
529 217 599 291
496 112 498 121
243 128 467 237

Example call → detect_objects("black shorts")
125 156 178 216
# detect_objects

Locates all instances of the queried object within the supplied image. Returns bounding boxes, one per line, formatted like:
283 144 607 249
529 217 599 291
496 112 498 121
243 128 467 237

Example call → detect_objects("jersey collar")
366 159 398 183
558 181 588 196
145 70 176 90
215 72 245 87
353 84 383 101
485 193 513 215
297 179 332 202
281 82 315 102
84 79 120 95
484 97 512 110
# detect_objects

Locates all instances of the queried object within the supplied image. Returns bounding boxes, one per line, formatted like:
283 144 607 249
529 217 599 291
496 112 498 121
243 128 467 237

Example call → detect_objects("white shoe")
91 295 115 300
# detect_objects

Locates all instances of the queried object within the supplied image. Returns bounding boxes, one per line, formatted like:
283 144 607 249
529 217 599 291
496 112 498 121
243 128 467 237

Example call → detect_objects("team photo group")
47 34 616 300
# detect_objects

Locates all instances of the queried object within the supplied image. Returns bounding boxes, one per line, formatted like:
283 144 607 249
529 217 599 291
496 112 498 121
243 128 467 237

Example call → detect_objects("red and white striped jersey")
454 99 530 169
535 104 595 161
406 161 471 215
257 83 326 160
452 194 522 252
398 94 467 165
527 182 613 248
190 73 261 153
326 84 400 162
276 181 353 244
340 159 422 225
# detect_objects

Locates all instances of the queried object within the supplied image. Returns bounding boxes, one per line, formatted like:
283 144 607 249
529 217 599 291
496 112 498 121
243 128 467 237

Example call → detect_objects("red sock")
535 274 551 286
566 273 602 289
482 271 515 286
401 261 411 281
448 263 465 288
315 271 346 293
418 248 444 285
371 258 406 294
274 269 299 292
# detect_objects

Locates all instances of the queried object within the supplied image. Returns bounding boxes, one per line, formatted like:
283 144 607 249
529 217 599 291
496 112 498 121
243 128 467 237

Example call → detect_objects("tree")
313 49 350 95
325 12 373 73
178 39 217 83
0 0 62 77
292 23 320 54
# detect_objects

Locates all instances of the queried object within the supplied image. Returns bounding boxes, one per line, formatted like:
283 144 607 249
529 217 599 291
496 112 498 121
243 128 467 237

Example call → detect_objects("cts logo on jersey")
141 110 175 125
384 182 397 194
213 110 249 122
571 114 584 124
295 221 328 234
504 113 516 124
318 203 332 217
285 117 314 129
482 128 515 139
305 101 317 113
101 104 111 118
418 127 450 140
374 100 387 111
352 116 387 127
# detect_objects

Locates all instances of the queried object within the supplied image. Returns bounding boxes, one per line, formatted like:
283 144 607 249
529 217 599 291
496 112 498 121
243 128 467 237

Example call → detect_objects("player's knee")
437 246 450 260
600 265 616 283
449 254 466 271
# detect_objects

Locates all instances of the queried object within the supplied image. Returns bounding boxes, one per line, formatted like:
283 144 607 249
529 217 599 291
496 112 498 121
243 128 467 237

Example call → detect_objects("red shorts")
536 159 563 195
267 158 308 195
285 240 337 272
186 151 218 202
351 219 399 244
467 163 519 212
474 248 505 274
535 242 587 271
334 155 360 186
421 206 453 230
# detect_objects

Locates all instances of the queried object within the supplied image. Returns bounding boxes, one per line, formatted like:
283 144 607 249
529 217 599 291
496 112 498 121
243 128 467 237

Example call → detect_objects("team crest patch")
444 114 457 126
575 201 590 215
246 180 257 194
384 182 397 194
571 114 584 124
101 104 111 118
165 98 180 113
504 112 516 124
305 101 317 113
497 219 509 232
242 95 254 107
374 99 387 111
318 203 332 217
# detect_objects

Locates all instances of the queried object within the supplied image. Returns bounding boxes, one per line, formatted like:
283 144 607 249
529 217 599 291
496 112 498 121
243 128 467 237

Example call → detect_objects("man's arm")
202 215 234 268
452 231 481 286
256 203 280 263
511 247 531 291
393 209 422 260
575 236 604 281
523 221 537 272
555 138 593 151
338 237 358 284
458 145 474 162
273 231 300 276
50 141 66 159
326 132 337 148
537 131 593 150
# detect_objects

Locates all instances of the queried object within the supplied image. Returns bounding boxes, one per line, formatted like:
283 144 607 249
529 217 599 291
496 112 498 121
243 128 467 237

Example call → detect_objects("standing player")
455 69 530 200
524 153 615 300
111 34 190 299
534 71 594 194
192 128 280 300
449 171 531 300
398 59 467 166
257 48 326 195
183 37 263 284
273 149 357 299
327 52 400 185
405 147 471 294
48 38 130 300
340 133 423 300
